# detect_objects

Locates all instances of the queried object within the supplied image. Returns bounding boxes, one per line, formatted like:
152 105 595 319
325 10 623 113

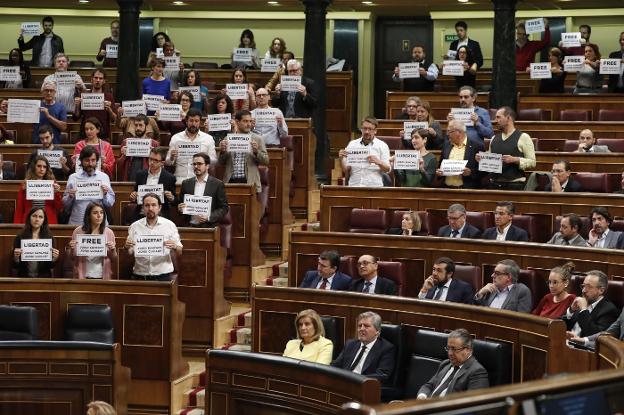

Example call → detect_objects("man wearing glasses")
129 147 176 221
417 328 489 399
446 86 492 143
437 203 482 238
544 160 583 192
251 87 288 146
349 255 397 296
474 259 532 312
33 80 67 145
436 120 484 189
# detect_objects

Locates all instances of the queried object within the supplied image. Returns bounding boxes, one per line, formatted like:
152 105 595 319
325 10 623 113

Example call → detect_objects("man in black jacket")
438 203 482 239
18 16 64 68
129 147 177 221
544 160 583 192
447 21 484 69
482 201 529 242
271 59 316 118
607 31 624 93
349 255 397 296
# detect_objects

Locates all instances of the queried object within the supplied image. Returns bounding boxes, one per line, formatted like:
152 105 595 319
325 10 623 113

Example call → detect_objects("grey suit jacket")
587 145 611 153
587 309 624 349
418 355 489 397
546 232 587 247
218 132 269 193
597 230 622 249
474 282 532 313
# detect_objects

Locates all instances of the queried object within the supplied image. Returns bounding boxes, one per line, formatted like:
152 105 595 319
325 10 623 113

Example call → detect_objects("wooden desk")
518 94 624 121
264 147 294 255
287 119 317 218
385 92 490 120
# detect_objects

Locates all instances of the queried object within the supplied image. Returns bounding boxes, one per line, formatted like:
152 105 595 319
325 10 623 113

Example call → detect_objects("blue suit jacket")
437 223 482 239
331 337 395 384
482 224 529 242
299 270 352 291
425 278 474 304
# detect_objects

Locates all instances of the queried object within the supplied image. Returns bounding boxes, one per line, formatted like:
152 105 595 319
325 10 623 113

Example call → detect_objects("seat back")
2 160 16 177
377 135 403 150
453 264 482 293
69 60 95 68
377 261 405 296
403 355 442 399
562 140 579 152
321 316 343 360
606 280 624 310
472 338 512 386
0 305 38 340
219 210 233 250
598 109 624 121
511 215 537 242
349 209 387 234
518 269 546 311
518 108 546 121
192 61 219 69
596 138 624 152
379 324 404 400
465 211 494 232
560 109 591 121
64 304 114 343
339 256 357 280
573 172 610 193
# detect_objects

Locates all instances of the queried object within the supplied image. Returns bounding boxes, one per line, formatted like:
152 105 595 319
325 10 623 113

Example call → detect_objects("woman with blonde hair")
532 262 576 318
386 210 422 236
86 400 116 415
283 309 333 364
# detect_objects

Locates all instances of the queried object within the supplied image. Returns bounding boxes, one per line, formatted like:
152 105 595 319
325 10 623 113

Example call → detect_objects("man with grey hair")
272 59 316 118
417 328 489 399
331 311 395 386
563 270 619 339
42 52 86 113
436 119 484 189
33 79 67 144
474 259 532 312
446 85 492 142
437 203 482 238
570 307 624 350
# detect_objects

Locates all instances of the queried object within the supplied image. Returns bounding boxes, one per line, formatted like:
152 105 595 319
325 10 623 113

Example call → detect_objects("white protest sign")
261 58 280 72
179 86 200 101
176 142 202 158
530 62 552 79
233 48 253 63
142 94 165 112
7 99 40 123
164 56 179 70
451 108 474 127
76 234 106 257
54 71 77 88
158 104 182 122
346 149 370 168
442 60 464 76
440 159 468 176
75 181 103 200
156 48 164 58
393 150 421 170
183 194 212 216
122 100 147 117
478 152 503 174
254 108 278 127
20 239 52 261
125 138 152 157
403 121 428 140
280 75 301 92
134 235 165 257
207 114 232 131
38 149 63 169
561 32 581 48
21 22 41 36
398 62 420 79
105 44 118 59
226 134 252 153
0 66 21 82
564 56 584 72
600 59 622 75
26 180 55 200
525 18 545 35
81 93 105 110
446 50 457 59
137 184 164 205
226 83 248 100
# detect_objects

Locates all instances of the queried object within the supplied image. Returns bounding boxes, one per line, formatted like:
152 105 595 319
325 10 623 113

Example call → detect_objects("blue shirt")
142 77 171 114
62 170 116 225
465 106 493 142
192 85 209 114
32 101 67 144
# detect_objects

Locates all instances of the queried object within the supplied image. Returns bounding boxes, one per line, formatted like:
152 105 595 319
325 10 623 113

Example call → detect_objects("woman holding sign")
415 101 443 150
206 92 234 145
392 129 437 188
452 46 477 90
12 207 59 277
68 201 117 280
15 155 62 224
158 90 193 136
574 44 603 94
182 70 209 114
232 29 260 69
229 68 256 112
535 47 566 94
1 48 30 88
73 117 115 178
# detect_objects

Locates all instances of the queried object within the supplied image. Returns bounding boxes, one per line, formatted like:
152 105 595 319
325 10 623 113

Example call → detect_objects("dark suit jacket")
439 137 484 188
418 355 489 397
544 177 583 192
272 76 316 118
562 297 620 337
1 169 15 180
608 50 624 92
179 175 229 227
349 277 397 296
18 33 64 66
425 278 474 305
331 337 395 384
437 223 482 239
134 168 177 218
474 282 533 313
300 270 352 291
450 38 484 69
482 224 529 242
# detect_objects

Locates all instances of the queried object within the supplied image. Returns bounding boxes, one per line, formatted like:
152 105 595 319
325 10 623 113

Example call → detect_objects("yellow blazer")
283 336 333 364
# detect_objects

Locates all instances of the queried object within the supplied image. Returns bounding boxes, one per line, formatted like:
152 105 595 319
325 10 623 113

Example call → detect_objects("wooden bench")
518 94 624 121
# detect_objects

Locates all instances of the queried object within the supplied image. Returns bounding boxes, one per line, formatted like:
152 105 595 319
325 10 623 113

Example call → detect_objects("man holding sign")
392 45 439 92
608 32 624 93
130 147 177 221
436 120 483 189
96 20 119 68
73 69 116 139
446 86 492 143
119 114 160 181
272 59 316 118
251 87 288 146
559 24 593 57
515 19 551 71
42 53 86 113
32 80 67 145
17 15 64 68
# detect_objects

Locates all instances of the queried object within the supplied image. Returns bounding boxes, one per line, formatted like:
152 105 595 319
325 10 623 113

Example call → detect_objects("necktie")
562 238 569 246
286 91 296 118
319 278 328 290
431 366 460 397
434 286 445 300
349 344 367 371
363 281 372 293
451 230 459 238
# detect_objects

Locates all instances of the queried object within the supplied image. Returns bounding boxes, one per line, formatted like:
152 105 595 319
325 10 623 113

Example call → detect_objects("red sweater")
14 186 63 224
515 28 551 71
532 292 576 319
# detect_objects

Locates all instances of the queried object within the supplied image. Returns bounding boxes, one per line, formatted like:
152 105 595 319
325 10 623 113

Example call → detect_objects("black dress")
539 70 566 93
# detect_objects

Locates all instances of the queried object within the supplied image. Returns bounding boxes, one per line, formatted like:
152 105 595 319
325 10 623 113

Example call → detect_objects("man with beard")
18 15 64 67
118 114 160 181
515 18 551 71
446 86 492 143
418 257 474 304
73 68 116 139
125 192 183 281
546 213 587 247
392 45 439 92
96 20 119 67
587 206 622 248
129 147 176 221
62 146 115 225
28 125 72 180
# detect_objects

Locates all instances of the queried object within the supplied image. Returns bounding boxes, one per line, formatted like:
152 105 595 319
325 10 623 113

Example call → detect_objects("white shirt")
166 130 216 184
594 229 610 248
495 223 512 241
146 168 161 185
251 107 289 146
489 284 513 309
190 173 209 225
128 216 183 276
351 337 377 374
39 34 54 67
344 137 390 187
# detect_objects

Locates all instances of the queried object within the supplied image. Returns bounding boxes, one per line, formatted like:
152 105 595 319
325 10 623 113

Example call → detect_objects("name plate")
26 180 54 200
76 234 106 257
393 150 421 170
134 235 164 257
21 239 52 261
183 194 212 216
75 180 103 200
478 152 503 174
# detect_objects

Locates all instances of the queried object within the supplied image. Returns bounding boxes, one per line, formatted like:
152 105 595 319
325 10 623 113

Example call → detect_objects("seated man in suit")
0 154 15 180
563 270 619 340
129 147 177 221
418 257 474 304
570 307 624 349
331 311 395 385
437 203 482 239
482 201 529 242
544 160 583 192
349 255 397 296
546 213 587 246
575 129 610 153
587 206 622 248
299 250 352 291
417 328 489 399
435 119 484 189
474 259 532 313
177 152 229 228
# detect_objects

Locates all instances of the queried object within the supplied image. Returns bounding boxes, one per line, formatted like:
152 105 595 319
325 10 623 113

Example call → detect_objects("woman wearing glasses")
532 262 576 318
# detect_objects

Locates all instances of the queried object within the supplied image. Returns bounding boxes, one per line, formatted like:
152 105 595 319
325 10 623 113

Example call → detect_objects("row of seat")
492 108 624 122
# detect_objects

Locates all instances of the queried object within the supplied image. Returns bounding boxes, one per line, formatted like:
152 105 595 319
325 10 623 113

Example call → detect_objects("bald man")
576 129 610 153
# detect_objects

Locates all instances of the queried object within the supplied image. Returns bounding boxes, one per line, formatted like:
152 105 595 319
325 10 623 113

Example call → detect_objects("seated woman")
1 48 30 88
12 207 59 277
532 262 576 318
394 96 421 120
158 90 193 136
412 100 443 150
386 210 422 236
283 309 333 364
537 47 566 93
73 117 115 178
15 155 62 224
265 37 287 60
182 70 209 114
452 45 477 90
68 201 117 280
205 92 234 146
393 129 437 188
574 44 603 94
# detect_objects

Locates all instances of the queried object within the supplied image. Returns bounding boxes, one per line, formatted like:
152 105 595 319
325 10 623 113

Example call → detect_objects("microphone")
299 342 304 352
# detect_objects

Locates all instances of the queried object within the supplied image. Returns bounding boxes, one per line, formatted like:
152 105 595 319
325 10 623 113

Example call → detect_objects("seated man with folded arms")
570 307 624 350
28 124 72 181
544 160 583 192
299 250 352 291
417 328 489 399
437 203 482 238
474 259 532 313
125 192 183 281
129 147 177 221
482 201 529 242
575 129 610 153
418 257 474 304
547 213 587 246
587 206 622 248
349 255 397 295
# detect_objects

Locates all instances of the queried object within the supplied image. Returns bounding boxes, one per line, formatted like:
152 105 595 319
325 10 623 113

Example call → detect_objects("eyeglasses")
492 270 509 277
447 215 464 221
581 284 600 290
444 346 466 353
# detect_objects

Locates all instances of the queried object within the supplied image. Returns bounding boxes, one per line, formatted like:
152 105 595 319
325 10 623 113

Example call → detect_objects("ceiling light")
172 1 187 5
78 0 90 3
458 0 469 3
268 1 279 4
362 1 373 4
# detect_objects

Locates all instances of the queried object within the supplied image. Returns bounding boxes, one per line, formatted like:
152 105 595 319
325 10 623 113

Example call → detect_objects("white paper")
176 142 201 158
478 152 503 174
134 235 164 257
21 22 41 36
346 149 370 167
37 150 63 169
280 75 301 92
26 180 55 200
446 50 457 59
261 58 280 72
76 234 106 257
20 239 52 261
442 60 464 76
226 83 248 100
0 66 21 82
158 104 182 122
54 71 77 87
125 138 152 157
207 114 232 132
75 181 103 200
563 56 584 72
403 121 428 140
137 184 164 205
226 134 252 153
530 62 552 79
525 18 545 35
142 94 165 112
164 56 180 70
156 48 164 59
440 159 468 176
81 93 105 110
398 62 420 79
233 48 253 63
122 100 147 117
393 150 421 170
183 194 212 216
561 32 581 48
451 108 474 127
600 59 622 75
7 99 40 123
254 108 278 127
105 44 118 59
179 86 200 102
